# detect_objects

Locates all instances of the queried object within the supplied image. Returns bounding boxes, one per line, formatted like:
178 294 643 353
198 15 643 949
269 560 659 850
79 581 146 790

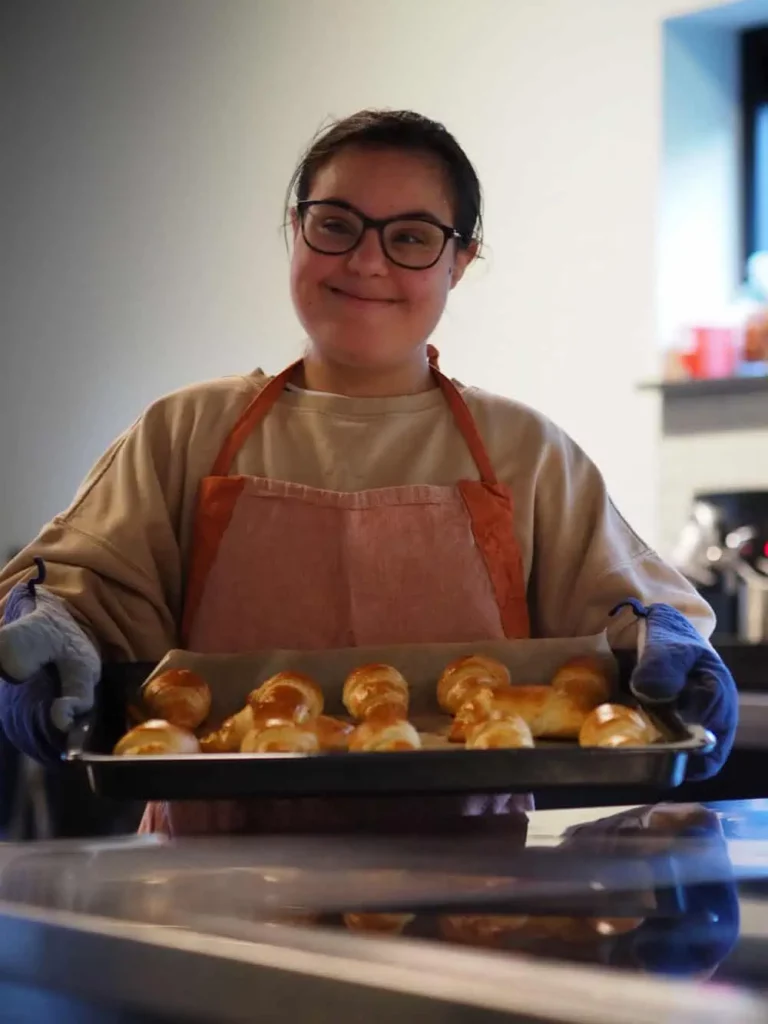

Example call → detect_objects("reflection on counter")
313 803 741 981
0 802 760 987
2 801 768 1023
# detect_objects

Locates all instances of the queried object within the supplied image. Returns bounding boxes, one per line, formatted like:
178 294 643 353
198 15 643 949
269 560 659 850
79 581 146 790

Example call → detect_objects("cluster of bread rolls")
438 914 644 949
439 654 657 750
114 652 658 758
343 664 421 752
114 668 212 755
437 654 533 749
339 911 644 945
237 672 324 754
114 669 354 757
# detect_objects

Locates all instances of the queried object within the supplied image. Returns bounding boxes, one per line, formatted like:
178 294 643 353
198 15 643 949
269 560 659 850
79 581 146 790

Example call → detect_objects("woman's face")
290 145 475 373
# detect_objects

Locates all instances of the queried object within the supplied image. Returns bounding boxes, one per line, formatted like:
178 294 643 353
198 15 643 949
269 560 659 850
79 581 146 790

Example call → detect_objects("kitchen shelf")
639 374 768 398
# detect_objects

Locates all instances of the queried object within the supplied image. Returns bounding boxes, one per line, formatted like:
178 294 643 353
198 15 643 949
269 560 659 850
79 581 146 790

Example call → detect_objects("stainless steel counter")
2 802 768 1023
0 900 762 1024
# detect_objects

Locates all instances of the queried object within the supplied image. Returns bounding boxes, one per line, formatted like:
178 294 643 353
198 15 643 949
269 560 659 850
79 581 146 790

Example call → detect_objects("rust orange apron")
139 350 531 836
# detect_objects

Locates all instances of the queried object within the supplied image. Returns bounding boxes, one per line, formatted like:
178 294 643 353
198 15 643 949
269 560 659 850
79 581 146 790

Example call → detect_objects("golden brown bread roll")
348 707 421 752
437 654 510 714
343 912 415 934
114 719 200 756
527 692 595 740
451 684 591 741
142 669 211 730
251 672 324 720
343 664 409 719
449 685 549 741
250 689 316 730
199 706 255 753
551 656 611 708
240 723 320 753
465 714 534 749
313 715 355 752
579 703 659 748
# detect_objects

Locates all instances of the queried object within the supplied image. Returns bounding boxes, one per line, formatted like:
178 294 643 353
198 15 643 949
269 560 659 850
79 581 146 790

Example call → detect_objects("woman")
0 110 736 831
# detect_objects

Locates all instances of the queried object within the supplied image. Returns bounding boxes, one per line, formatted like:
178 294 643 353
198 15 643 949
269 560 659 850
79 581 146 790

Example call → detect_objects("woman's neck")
300 349 435 397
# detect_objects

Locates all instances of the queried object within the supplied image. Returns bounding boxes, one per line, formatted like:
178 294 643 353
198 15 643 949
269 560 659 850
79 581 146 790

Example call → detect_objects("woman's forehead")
307 145 455 221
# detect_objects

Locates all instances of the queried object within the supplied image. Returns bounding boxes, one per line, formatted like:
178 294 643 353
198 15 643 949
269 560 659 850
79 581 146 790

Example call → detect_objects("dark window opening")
740 26 768 267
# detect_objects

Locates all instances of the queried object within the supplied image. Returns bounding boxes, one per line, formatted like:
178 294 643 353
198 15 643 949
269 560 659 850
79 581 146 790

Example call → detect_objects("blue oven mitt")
612 600 738 781
0 560 100 763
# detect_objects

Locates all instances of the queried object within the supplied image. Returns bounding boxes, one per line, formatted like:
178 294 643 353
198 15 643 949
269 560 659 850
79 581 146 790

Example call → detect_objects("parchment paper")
143 634 616 735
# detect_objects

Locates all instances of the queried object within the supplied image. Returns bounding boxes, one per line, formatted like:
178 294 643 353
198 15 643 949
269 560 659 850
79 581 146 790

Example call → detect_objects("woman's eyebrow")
394 209 446 222
316 197 446 222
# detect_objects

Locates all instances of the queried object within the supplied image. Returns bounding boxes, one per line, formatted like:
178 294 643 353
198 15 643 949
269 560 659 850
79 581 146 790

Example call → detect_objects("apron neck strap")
211 361 301 477
212 351 498 485
426 346 498 485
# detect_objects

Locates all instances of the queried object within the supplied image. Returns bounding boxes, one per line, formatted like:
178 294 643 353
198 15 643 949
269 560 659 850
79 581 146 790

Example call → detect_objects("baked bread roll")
343 664 409 719
313 715 355 752
251 672 324 720
348 708 421 752
343 912 415 934
449 685 549 741
465 714 534 749
199 706 255 753
526 691 594 740
451 684 591 741
437 654 509 714
142 669 211 730
551 656 611 708
250 691 315 731
579 703 658 748
114 719 200 756
240 723 320 754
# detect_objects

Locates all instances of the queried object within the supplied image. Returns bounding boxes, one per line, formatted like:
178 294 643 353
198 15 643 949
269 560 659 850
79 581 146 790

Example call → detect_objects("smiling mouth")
327 286 399 304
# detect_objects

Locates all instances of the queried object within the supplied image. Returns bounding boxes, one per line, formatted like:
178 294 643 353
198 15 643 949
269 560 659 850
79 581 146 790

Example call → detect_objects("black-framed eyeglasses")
296 199 464 270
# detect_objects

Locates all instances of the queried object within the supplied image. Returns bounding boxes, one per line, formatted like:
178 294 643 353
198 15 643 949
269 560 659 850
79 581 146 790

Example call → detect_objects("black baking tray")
66 663 716 801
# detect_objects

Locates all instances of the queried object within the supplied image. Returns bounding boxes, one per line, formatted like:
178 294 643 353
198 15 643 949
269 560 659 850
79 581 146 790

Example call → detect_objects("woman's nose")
346 227 389 275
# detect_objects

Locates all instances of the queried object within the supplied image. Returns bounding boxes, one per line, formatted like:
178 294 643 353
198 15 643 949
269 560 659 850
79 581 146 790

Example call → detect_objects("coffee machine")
673 491 768 642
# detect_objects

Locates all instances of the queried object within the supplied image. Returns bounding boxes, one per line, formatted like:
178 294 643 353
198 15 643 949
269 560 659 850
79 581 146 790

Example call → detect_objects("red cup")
682 327 738 379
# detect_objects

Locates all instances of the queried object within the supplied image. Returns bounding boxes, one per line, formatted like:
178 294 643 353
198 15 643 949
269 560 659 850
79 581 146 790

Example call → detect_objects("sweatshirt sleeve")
528 425 716 648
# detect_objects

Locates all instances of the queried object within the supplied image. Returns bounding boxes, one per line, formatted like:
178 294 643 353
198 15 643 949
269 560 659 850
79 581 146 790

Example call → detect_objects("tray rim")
68 722 715 765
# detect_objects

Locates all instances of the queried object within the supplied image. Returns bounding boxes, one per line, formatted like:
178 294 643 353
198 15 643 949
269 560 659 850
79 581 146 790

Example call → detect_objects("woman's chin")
315 336 417 371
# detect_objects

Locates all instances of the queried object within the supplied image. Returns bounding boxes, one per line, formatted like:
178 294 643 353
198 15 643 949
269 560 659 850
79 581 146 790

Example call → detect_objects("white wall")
0 0 729 555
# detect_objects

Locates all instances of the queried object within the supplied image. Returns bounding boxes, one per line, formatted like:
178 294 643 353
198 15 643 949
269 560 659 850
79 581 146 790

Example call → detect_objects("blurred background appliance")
673 491 768 643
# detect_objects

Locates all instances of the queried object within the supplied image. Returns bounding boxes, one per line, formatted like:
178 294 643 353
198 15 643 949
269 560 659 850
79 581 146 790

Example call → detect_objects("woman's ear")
290 206 300 241
449 240 479 290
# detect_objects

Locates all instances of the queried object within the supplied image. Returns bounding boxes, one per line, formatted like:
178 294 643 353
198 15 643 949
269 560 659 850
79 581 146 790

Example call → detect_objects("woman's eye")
318 218 356 236
392 229 428 246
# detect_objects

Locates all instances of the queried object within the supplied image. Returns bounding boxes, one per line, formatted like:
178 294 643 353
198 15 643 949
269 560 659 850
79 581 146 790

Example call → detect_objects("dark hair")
285 109 483 250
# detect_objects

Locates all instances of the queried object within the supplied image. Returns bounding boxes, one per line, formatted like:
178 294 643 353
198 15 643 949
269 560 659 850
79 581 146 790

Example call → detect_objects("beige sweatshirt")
0 371 714 662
